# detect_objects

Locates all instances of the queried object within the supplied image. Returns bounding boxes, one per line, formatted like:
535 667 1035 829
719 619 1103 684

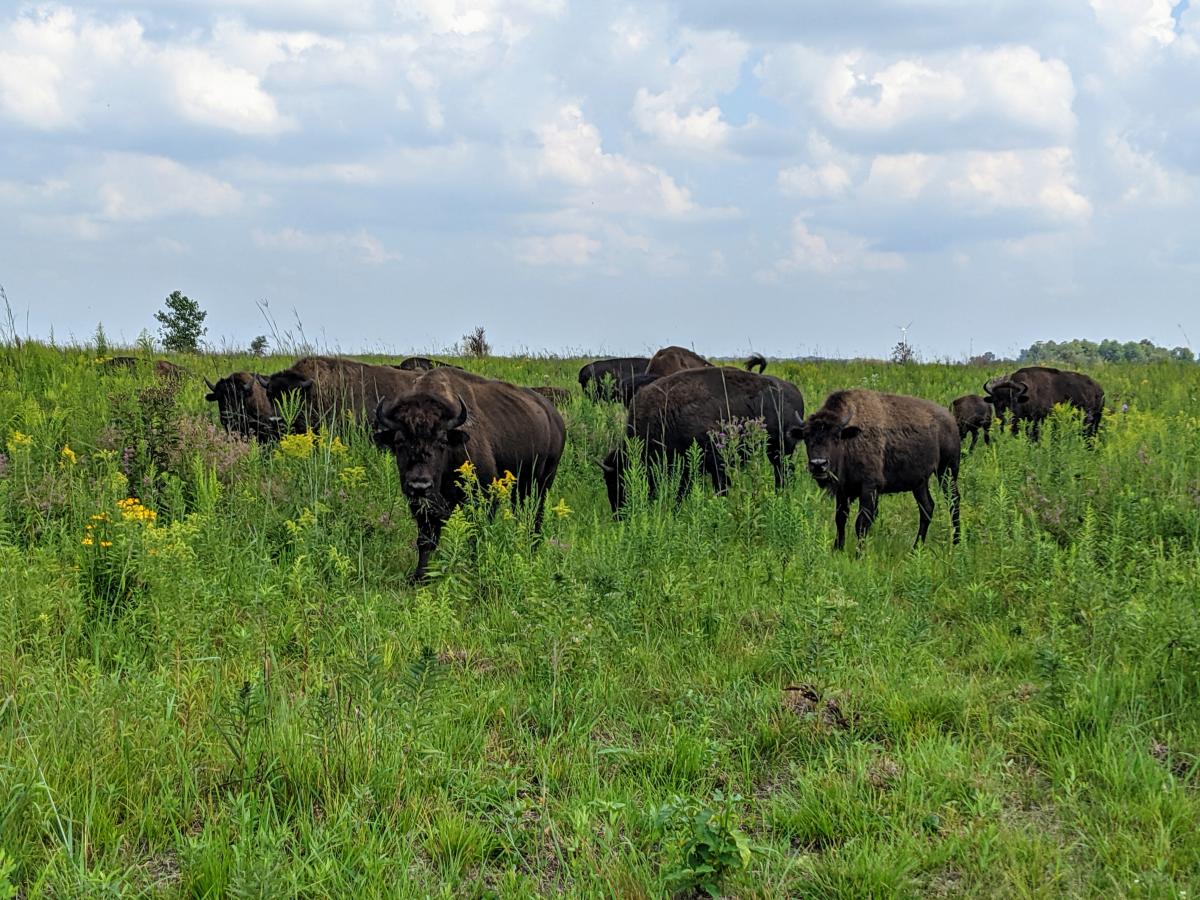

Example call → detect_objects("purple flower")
0 452 8 478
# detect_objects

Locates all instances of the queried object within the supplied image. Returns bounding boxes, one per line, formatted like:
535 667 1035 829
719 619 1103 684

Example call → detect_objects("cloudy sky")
2 0 1198 359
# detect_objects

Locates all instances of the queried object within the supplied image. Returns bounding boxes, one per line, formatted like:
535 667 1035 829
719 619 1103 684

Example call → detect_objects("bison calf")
373 369 566 582
797 390 961 549
950 394 994 451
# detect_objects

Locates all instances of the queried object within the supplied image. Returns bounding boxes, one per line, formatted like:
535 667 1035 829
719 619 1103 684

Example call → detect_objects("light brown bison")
950 394 994 451
797 390 961 549
205 372 277 441
647 346 712 377
984 366 1104 440
373 368 566 582
600 367 806 511
265 356 418 433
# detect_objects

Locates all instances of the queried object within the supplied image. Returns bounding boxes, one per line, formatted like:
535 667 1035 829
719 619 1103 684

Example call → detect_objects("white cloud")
763 217 904 278
170 49 292 135
514 232 601 266
629 28 749 153
95 154 244 222
1090 0 1179 63
253 227 399 263
778 162 853 199
1107 133 1196 204
536 103 707 218
860 147 1091 225
759 44 1076 149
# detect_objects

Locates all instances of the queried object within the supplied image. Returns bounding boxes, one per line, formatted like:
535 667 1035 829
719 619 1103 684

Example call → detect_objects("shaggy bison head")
205 373 276 440
373 394 470 499
795 404 859 490
982 378 1028 418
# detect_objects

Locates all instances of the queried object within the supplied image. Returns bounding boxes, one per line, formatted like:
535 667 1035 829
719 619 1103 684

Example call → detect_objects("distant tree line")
1016 338 1194 366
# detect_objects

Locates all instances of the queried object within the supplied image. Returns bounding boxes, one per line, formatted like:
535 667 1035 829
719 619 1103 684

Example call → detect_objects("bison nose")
808 457 829 470
406 477 435 495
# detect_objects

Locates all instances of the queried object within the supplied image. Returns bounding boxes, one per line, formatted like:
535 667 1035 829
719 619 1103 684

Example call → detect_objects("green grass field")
2 345 1199 897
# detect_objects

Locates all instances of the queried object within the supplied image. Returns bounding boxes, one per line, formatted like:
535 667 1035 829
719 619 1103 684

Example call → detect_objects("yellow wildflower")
6 431 33 454
81 537 93 546
339 466 367 488
551 498 572 518
99 541 112 548
277 430 316 460
489 469 517 498
456 459 476 481
117 497 157 524
328 436 347 455
60 444 78 466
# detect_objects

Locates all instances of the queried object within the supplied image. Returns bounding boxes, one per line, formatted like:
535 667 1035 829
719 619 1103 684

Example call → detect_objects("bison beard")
373 369 566 583
798 389 961 550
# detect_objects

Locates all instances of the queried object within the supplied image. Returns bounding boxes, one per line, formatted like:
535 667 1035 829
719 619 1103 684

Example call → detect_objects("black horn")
447 395 469 429
204 377 217 392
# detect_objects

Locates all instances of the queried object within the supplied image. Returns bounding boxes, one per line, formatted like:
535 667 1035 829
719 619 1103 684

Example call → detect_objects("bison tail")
745 353 767 373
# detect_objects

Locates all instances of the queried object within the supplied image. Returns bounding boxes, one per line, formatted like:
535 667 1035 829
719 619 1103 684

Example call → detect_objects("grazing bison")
265 356 418 433
647 346 712 377
528 385 572 407
154 360 189 381
599 367 806 512
797 390 961 549
579 357 652 401
984 366 1104 440
950 394 994 451
396 356 452 371
373 368 566 582
205 373 277 441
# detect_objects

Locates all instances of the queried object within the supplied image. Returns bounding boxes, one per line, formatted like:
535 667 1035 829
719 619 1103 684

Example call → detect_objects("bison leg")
913 480 934 547
982 424 991 445
938 465 962 545
854 490 878 542
409 512 447 583
833 494 851 550
967 428 978 452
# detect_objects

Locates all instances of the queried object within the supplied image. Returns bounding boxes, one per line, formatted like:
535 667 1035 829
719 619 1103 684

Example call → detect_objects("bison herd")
203 351 1104 581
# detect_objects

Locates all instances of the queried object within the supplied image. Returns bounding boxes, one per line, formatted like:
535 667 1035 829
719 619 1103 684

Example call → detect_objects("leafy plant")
154 290 207 352
654 790 754 897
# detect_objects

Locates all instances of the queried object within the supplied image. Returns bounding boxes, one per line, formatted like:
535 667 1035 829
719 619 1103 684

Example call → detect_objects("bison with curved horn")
983 366 1104 441
205 373 278 441
796 390 961 550
264 356 418 434
373 368 566 582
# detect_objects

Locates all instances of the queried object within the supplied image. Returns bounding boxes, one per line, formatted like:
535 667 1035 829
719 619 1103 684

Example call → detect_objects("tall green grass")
1 345 1199 896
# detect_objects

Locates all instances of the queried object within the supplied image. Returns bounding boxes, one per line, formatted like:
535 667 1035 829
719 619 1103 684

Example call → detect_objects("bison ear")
268 371 313 398
840 425 862 440
372 428 396 450
786 425 805 444
447 429 470 447
205 391 218 402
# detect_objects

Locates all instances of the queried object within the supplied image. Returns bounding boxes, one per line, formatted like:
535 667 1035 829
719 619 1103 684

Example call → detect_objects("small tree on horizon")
154 290 207 353
250 335 269 357
460 325 491 359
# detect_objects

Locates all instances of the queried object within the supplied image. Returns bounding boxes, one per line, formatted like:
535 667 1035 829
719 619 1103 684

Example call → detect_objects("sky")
1 0 1198 359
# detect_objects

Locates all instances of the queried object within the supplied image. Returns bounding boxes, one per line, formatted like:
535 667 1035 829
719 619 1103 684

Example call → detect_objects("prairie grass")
1 345 1199 896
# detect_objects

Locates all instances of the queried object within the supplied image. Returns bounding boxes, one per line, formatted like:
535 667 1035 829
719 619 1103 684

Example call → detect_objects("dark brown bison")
797 390 961 549
154 360 189 381
647 345 712 377
265 356 418 433
205 372 277 441
100 356 140 371
579 357 652 401
373 368 566 582
984 366 1104 440
600 367 806 512
615 372 662 406
528 385 572 407
950 394 994 451
396 356 453 371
